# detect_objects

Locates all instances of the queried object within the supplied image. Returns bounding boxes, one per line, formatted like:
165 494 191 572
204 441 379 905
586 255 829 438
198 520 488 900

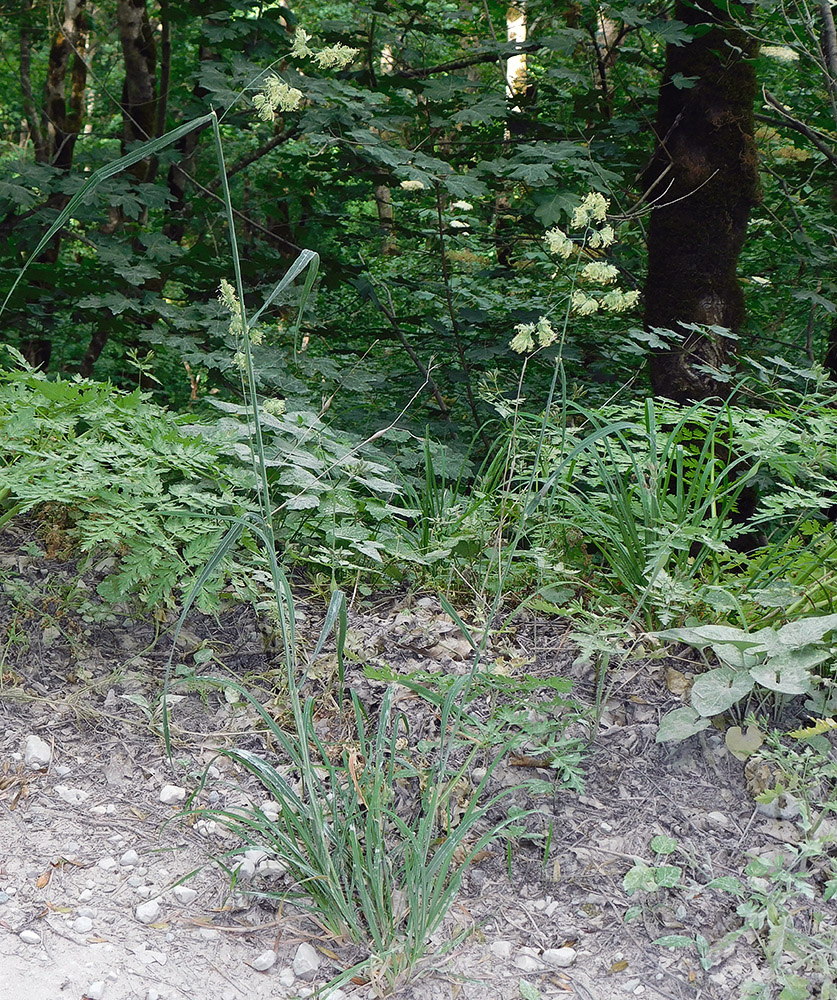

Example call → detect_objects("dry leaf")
725 725 763 761
610 960 628 973
665 667 692 697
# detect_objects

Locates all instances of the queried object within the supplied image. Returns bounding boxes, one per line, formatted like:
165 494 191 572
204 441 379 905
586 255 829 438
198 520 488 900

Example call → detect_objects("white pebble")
293 942 321 977
135 900 161 924
98 857 117 871
514 953 542 972
19 929 40 945
85 982 105 1000
490 940 512 959
543 946 577 968
23 735 52 770
73 916 94 934
120 849 140 867
251 949 277 971
233 858 256 881
54 784 90 806
278 967 295 987
172 885 197 905
159 785 186 805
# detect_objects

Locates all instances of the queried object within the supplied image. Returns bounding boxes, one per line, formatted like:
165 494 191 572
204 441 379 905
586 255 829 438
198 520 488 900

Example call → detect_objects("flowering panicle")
571 191 609 228
510 316 557 354
263 398 287 417
253 29 358 122
218 278 264 348
314 44 359 70
291 28 314 58
510 190 640 351
253 76 303 121
218 279 244 338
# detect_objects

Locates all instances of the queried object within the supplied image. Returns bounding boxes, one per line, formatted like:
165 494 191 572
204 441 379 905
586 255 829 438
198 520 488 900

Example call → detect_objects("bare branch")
758 90 837 168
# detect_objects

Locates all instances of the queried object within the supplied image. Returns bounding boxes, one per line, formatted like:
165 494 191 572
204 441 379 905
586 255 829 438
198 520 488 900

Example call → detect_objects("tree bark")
44 0 89 171
19 0 47 162
643 2 760 403
117 0 157 181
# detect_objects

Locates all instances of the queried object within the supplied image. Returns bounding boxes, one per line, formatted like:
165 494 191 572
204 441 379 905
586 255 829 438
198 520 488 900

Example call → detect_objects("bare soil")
0 521 794 1000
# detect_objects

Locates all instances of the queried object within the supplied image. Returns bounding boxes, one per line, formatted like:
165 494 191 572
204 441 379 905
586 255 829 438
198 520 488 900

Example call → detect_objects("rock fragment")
135 899 161 924
251 949 277 971
543 946 577 968
23 735 51 769
293 941 321 978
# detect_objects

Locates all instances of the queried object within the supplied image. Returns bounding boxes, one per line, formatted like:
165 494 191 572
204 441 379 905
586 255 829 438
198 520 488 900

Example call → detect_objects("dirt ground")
0 520 808 1000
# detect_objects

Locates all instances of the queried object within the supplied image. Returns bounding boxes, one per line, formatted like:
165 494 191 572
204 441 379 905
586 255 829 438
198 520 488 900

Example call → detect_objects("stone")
19 929 40 945
135 899 161 924
85 982 105 1000
251 950 277 971
514 953 542 972
172 885 197 905
543 946 577 968
73 916 94 934
233 858 256 881
489 940 513 959
293 942 321 978
53 784 89 806
159 785 186 804
120 849 140 867
23 736 52 769
278 967 295 987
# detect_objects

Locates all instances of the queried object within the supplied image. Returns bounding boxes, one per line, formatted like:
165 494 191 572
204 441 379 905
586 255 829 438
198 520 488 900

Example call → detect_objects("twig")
758 90 837 168
368 280 451 417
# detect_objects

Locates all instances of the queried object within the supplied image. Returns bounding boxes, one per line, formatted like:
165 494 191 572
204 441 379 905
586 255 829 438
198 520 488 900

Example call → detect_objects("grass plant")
0 103 542 992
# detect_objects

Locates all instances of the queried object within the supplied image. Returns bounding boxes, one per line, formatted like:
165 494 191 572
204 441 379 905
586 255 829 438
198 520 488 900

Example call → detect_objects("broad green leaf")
655 865 682 888
773 614 837 650
656 707 710 743
750 653 820 695
282 494 320 510
623 863 659 895
705 876 745 896
650 835 677 855
653 934 693 949
691 668 754 717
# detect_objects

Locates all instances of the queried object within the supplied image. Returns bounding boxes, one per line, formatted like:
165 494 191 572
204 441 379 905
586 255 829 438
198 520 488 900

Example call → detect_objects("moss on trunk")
643 2 760 403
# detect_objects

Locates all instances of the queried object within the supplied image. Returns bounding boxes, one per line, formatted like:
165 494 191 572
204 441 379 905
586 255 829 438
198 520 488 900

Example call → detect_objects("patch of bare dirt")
0 521 784 1000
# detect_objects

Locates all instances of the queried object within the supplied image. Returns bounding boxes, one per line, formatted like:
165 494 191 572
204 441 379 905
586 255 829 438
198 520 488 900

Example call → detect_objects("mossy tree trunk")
643 2 760 403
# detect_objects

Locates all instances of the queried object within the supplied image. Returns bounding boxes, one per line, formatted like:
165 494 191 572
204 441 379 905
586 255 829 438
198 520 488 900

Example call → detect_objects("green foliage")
654 615 837 740
0 349 255 609
183 674 528 990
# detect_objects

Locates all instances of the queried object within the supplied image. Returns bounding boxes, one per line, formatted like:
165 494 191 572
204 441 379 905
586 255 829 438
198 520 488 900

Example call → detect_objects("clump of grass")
1 103 534 992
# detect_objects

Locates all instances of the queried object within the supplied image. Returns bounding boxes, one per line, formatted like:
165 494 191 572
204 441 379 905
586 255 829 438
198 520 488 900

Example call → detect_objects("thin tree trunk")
19 0 47 162
117 0 157 181
21 1 89 369
643 2 760 403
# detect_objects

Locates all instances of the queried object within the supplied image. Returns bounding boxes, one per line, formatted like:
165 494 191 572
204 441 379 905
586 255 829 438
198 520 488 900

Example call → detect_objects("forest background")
2 0 837 640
